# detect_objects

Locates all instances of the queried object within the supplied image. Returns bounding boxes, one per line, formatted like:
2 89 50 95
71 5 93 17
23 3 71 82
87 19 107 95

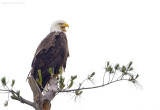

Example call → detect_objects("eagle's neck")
50 25 62 32
50 28 62 32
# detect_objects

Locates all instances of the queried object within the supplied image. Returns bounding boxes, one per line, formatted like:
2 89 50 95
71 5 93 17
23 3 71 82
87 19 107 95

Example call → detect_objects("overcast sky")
0 0 160 110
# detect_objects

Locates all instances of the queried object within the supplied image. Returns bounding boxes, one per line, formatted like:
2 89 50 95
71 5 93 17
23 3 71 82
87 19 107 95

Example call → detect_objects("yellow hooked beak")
61 23 69 32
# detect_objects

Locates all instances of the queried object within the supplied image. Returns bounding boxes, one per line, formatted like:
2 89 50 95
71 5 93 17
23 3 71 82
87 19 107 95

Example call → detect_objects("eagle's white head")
50 20 69 32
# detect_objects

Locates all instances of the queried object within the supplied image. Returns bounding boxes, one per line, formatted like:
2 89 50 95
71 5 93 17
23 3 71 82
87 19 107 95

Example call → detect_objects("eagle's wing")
31 32 69 91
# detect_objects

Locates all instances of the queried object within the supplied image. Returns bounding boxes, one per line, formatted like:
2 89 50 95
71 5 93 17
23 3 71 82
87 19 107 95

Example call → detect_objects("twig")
117 74 123 80
111 70 116 82
0 89 11 92
103 71 106 85
108 73 111 83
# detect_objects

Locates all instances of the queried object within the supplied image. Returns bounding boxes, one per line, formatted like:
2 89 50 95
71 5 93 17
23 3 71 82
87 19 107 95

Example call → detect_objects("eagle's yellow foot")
53 74 59 79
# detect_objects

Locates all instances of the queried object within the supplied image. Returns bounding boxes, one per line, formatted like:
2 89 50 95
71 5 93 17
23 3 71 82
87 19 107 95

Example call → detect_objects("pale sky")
0 0 160 110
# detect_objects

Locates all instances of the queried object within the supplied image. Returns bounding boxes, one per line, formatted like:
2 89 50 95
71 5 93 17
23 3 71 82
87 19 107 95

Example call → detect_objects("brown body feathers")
31 31 69 91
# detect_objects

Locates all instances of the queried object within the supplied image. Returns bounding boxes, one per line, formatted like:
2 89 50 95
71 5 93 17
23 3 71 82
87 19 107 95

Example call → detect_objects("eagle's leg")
49 68 59 79
43 82 49 94
53 74 59 79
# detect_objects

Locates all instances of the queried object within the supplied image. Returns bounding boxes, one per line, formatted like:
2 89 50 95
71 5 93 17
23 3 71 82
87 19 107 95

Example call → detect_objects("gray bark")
28 76 58 110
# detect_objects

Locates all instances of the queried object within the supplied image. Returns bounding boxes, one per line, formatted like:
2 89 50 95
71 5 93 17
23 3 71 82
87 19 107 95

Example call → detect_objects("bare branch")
0 89 10 92
59 79 129 93
0 88 34 108
28 76 43 110
11 95 34 107
28 76 42 100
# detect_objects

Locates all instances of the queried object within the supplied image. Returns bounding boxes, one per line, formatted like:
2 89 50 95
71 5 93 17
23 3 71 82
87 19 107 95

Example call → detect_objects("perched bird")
30 20 69 92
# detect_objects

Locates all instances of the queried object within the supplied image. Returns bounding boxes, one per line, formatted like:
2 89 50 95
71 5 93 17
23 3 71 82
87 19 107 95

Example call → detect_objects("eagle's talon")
53 74 59 79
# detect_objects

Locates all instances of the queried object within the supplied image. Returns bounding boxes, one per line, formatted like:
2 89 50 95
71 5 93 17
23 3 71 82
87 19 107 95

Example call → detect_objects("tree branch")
28 76 43 110
0 61 140 110
59 79 128 93
43 76 58 101
28 76 58 110
0 88 34 108
11 95 34 107
28 76 42 101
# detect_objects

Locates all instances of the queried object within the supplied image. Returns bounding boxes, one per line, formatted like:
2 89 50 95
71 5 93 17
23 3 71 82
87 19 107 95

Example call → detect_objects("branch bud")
11 79 15 87
4 101 8 106
1 77 6 86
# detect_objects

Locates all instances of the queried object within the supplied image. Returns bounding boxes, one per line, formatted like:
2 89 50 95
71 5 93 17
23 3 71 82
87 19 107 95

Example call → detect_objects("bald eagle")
30 20 69 92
